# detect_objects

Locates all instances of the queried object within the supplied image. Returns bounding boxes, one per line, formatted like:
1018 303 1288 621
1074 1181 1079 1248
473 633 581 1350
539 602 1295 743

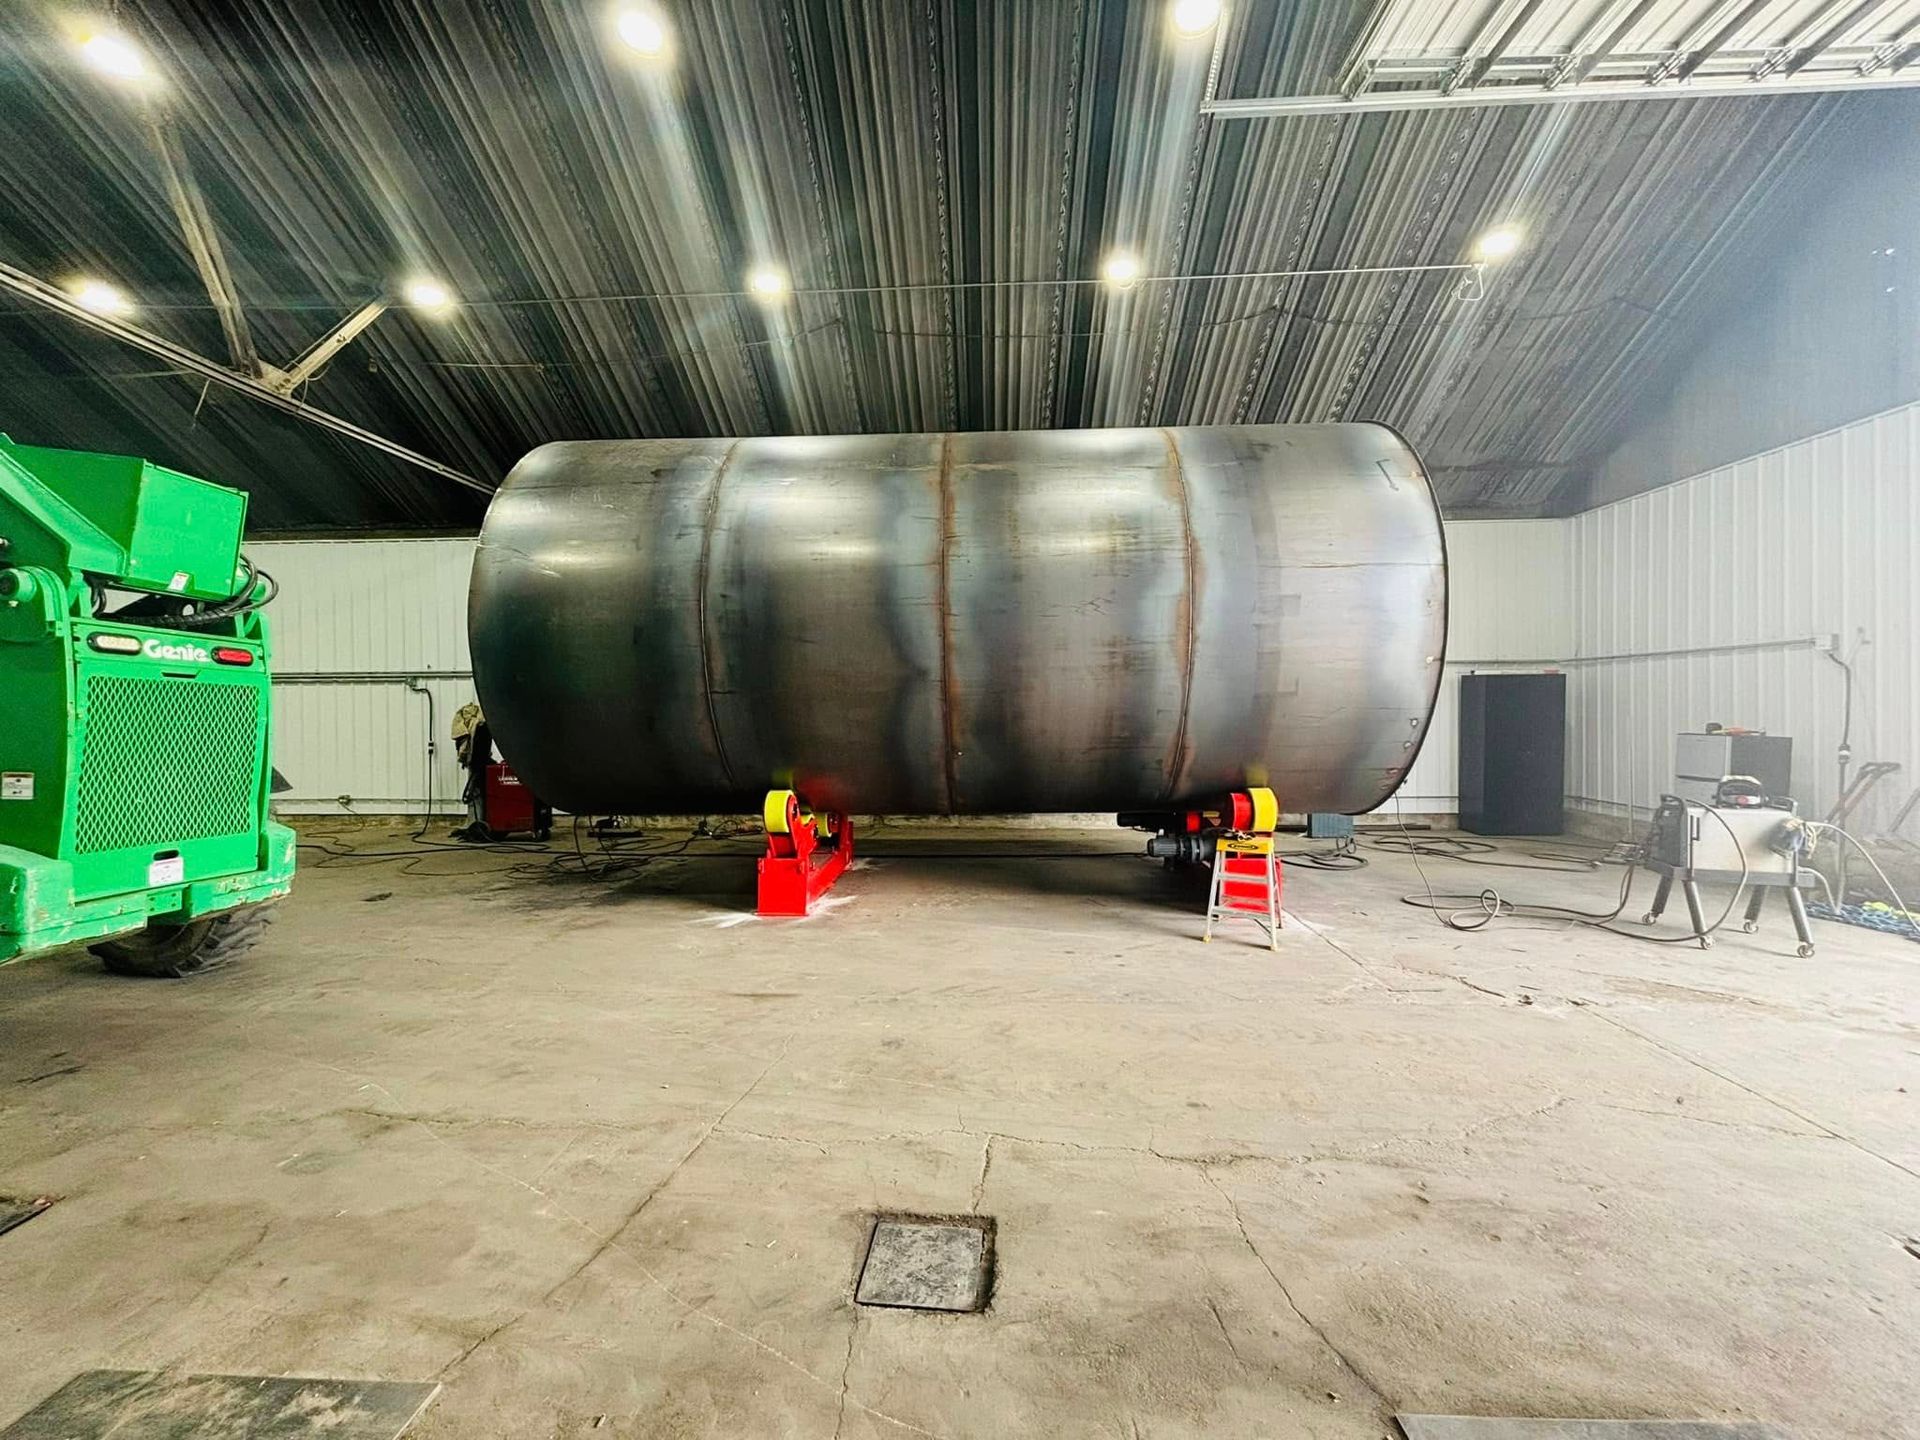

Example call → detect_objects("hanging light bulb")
68 278 134 316
1472 225 1524 262
615 7 670 58
1100 251 1143 291
746 266 790 303
1169 0 1223 38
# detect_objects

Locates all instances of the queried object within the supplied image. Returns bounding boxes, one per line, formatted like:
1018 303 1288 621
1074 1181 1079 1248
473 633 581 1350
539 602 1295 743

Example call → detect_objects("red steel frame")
756 790 854 917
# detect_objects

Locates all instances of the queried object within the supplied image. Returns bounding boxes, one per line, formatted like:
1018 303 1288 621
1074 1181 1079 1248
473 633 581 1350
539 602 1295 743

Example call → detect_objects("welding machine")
453 710 551 841
0 437 293 974
1644 788 1815 955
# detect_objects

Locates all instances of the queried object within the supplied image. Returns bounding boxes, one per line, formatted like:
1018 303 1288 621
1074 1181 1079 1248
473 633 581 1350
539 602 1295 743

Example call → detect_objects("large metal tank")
468 425 1446 817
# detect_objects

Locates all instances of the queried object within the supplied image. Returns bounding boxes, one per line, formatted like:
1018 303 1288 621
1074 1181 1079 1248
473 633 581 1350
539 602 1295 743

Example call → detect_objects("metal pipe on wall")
468 424 1448 817
273 672 456 813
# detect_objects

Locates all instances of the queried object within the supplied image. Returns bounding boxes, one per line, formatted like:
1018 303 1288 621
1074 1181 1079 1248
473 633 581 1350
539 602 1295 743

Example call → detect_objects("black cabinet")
1459 672 1565 835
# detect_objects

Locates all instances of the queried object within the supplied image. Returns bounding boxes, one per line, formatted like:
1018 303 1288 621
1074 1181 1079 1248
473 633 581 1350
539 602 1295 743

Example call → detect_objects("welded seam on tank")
694 442 740 791
1159 428 1198 806
936 432 960 816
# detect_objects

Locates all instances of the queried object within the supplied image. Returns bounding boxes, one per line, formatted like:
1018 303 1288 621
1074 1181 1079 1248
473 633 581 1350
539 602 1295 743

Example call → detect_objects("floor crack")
442 1032 798 1377
1201 1169 1392 1417
830 1311 860 1439
1582 1006 1920 1184
970 1133 995 1213
1204 1294 1246 1368
716 1125 831 1156
538 1033 797 1308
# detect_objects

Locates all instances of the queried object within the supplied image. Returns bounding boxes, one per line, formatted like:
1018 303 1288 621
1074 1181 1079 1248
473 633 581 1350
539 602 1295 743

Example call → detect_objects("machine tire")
92 903 278 978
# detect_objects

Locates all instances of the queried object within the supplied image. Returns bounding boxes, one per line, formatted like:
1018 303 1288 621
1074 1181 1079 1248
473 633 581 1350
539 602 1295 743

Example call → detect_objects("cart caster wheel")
1797 942 1814 958
1699 936 1713 949
1741 920 1757 934
1201 935 1212 944
1642 913 1657 925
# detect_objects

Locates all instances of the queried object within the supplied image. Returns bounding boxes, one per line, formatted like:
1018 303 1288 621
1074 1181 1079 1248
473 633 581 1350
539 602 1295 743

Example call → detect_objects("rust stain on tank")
1158 428 1198 804
936 434 961 815
693 441 741 791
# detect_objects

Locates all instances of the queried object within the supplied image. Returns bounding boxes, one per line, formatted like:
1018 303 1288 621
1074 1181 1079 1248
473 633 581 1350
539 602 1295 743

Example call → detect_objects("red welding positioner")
757 788 854 917
1121 787 1283 946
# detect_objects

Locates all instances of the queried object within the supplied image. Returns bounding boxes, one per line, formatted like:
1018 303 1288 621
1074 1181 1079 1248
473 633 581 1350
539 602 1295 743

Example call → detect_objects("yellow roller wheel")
763 789 796 835
1249 786 1279 833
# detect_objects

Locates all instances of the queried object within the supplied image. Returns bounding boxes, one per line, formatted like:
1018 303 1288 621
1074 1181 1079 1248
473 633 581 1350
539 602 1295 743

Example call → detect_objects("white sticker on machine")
148 855 186 886
1 773 32 800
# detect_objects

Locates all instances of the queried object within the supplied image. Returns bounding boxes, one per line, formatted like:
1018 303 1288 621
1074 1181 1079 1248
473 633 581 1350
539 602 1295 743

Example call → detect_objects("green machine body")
0 435 293 974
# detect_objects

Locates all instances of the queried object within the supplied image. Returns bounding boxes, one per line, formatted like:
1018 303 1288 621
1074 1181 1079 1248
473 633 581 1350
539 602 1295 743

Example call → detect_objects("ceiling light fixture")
402 278 456 314
1099 251 1143 290
615 6 670 58
1472 224 1524 262
746 266 790 302
68 278 133 316
77 28 149 82
1169 0 1223 38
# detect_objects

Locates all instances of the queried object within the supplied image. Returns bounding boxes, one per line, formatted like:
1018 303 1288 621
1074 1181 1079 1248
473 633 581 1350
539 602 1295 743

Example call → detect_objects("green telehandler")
0 436 294 975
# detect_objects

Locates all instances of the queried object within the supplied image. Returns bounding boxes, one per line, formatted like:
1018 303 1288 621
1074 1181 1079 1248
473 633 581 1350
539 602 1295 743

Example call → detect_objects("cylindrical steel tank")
468 424 1446 817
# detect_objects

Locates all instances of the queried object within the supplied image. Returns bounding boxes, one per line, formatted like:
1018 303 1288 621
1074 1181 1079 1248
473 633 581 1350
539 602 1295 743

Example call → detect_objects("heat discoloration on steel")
470 424 1446 816
693 439 742 792
1158 427 1198 806
936 431 961 815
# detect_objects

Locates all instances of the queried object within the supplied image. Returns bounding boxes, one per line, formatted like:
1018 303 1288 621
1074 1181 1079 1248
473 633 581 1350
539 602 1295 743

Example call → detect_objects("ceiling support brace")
141 107 400 399
257 300 391 396
145 113 259 377
0 260 489 494
1203 64 1920 117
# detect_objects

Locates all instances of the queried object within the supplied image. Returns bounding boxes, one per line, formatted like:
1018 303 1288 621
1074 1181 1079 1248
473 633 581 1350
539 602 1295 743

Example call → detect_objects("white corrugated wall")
1566 399 1919 828
1389 518 1567 810
254 521 1565 816
254 539 477 813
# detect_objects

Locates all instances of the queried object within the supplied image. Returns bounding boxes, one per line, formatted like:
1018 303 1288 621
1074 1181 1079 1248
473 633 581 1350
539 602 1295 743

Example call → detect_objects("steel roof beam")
1335 0 1402 97
145 113 260 378
1203 65 1920 116
1549 0 1665 87
1448 0 1554 93
1858 12 1920 72
1667 0 1779 83
1766 0 1887 77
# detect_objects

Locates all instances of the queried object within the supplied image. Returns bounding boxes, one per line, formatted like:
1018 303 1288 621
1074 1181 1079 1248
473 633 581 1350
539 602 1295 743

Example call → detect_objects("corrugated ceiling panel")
1368 0 1920 61
0 1 1904 528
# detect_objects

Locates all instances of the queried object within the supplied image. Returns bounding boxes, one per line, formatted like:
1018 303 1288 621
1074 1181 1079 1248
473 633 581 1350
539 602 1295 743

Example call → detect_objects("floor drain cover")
0 1371 440 1438
1397 1420 1788 1440
855 1215 993 1312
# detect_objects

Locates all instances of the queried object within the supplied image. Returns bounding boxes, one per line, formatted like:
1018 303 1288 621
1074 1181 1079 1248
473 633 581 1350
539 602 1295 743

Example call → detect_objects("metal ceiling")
0 0 1912 529
1245 0 1920 114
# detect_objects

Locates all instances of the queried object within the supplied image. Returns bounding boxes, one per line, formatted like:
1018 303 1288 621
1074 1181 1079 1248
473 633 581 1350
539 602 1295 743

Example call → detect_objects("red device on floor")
458 718 553 841
483 763 538 837
757 788 854 916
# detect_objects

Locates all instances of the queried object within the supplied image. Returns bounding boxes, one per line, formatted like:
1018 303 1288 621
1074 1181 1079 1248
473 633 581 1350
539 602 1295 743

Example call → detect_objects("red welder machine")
453 708 552 842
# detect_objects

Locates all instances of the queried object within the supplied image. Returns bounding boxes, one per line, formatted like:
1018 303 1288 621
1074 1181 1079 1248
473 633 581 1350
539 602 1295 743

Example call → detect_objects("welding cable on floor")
1804 820 1920 941
1392 799 1755 945
1276 839 1369 869
1369 834 1601 873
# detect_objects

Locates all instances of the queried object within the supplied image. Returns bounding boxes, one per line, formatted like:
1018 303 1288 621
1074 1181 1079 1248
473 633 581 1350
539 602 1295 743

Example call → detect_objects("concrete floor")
1 819 1915 1439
